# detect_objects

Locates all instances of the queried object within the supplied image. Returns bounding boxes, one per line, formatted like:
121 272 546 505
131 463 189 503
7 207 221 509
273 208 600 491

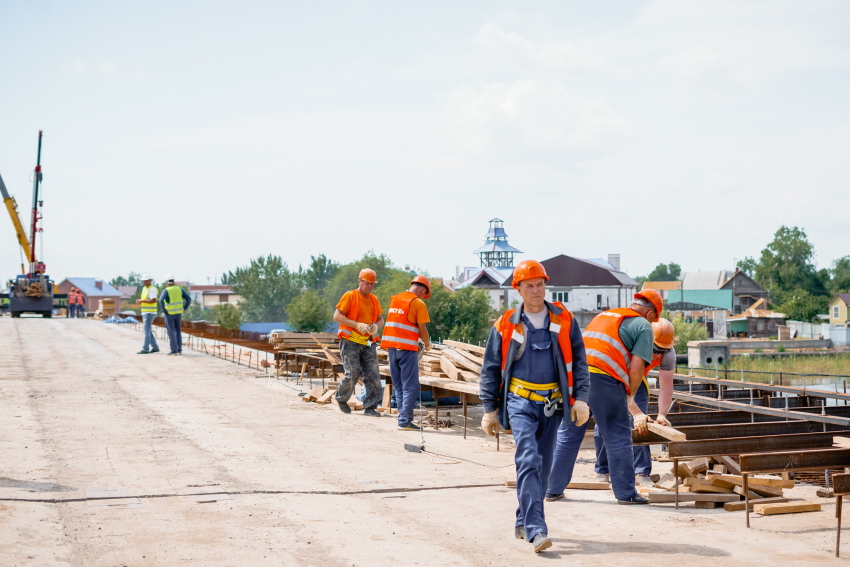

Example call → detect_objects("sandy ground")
1 316 847 566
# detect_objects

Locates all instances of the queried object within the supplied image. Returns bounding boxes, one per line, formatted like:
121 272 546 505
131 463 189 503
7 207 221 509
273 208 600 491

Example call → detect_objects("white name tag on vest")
549 322 561 334
511 329 524 344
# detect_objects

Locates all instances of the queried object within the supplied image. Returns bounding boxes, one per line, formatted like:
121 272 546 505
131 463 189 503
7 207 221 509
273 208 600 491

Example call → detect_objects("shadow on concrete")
549 538 730 557
0 477 77 492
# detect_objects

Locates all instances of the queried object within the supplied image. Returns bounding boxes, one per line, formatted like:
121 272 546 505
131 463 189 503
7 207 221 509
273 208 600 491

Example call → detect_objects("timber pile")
23 281 45 297
270 332 339 351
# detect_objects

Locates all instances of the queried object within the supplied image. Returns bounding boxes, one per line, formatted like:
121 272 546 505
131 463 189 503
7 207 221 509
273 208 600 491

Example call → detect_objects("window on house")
597 294 602 309
836 306 841 319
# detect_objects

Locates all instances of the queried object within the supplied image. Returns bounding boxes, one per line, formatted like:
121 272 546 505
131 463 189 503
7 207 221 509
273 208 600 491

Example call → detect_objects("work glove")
355 322 370 335
423 341 433 352
482 410 499 437
655 414 671 427
633 413 651 435
570 400 590 426
367 323 379 336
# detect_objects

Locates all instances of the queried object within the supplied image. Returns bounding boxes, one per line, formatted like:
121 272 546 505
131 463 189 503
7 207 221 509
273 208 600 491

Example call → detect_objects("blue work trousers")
548 373 638 501
388 348 419 426
508 393 562 542
165 314 183 354
596 381 651 476
142 313 160 353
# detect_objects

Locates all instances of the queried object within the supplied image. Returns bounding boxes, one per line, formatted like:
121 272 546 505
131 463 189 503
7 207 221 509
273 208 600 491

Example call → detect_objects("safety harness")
509 378 562 417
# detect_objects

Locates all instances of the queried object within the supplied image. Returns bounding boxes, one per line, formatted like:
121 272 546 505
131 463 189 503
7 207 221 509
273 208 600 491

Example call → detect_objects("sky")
1 0 848 286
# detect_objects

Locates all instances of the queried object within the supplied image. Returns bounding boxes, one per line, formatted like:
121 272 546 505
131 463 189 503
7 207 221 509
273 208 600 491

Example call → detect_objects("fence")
787 320 828 339
677 364 850 390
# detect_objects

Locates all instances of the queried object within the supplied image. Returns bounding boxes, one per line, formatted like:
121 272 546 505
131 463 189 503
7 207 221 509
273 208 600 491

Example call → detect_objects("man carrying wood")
380 275 431 430
479 260 590 553
546 289 663 506
593 317 676 487
333 269 384 417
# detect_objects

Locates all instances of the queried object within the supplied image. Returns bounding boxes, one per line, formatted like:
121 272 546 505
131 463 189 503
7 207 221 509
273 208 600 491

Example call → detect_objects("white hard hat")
165 273 175 282
141 272 152 281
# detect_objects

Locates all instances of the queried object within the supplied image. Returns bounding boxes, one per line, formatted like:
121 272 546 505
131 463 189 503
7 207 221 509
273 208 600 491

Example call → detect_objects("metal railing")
677 364 850 392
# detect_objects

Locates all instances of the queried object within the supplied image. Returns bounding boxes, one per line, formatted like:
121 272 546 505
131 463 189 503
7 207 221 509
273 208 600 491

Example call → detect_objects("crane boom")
0 171 33 274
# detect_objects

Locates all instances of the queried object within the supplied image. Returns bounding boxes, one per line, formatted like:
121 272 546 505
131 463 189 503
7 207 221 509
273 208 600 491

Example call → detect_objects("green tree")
427 286 494 344
184 301 213 322
774 289 829 322
752 226 828 297
830 256 850 294
230 255 300 323
736 257 757 278
323 252 400 307
110 272 143 287
644 262 681 282
212 303 242 329
287 290 332 332
302 254 340 291
670 314 709 353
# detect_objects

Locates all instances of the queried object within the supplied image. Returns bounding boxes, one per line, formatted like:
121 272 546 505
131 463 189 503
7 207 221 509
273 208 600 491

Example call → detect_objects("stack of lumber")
23 281 46 297
102 299 116 316
269 332 339 351
644 456 819 513
301 386 336 406
436 340 483 383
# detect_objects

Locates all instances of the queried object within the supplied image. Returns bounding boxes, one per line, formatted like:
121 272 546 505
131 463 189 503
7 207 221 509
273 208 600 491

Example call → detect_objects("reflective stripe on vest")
76 293 84 305
380 291 421 351
495 302 575 404
164 286 184 315
582 307 640 394
140 286 157 313
337 291 380 344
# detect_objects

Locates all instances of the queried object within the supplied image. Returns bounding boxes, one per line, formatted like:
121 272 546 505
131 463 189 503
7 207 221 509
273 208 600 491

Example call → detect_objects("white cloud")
655 47 741 91
96 62 117 75
66 60 86 72
471 23 626 77
137 70 150 79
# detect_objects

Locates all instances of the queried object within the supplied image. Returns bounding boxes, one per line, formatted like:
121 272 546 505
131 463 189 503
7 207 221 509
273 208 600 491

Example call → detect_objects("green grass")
682 353 850 382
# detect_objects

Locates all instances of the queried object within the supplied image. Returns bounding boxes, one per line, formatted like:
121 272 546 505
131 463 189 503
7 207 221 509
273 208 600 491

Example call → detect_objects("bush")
754 348 763 353
287 290 332 332
212 303 242 330
671 315 709 353
775 344 786 353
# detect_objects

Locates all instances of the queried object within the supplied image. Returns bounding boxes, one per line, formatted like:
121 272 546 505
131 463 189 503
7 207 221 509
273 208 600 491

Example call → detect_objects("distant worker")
75 287 85 317
333 269 384 417
479 260 590 554
380 275 432 431
136 273 161 354
67 287 77 318
158 275 191 355
546 289 664 506
592 317 676 487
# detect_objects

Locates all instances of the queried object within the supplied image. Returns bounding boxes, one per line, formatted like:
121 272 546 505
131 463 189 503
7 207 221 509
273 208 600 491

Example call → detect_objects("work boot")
594 473 610 483
337 400 351 414
530 533 552 553
635 474 654 487
398 423 421 431
617 494 650 505
544 493 564 502
363 408 381 417
515 526 526 540
150 349 160 353
167 352 179 356
137 350 150 354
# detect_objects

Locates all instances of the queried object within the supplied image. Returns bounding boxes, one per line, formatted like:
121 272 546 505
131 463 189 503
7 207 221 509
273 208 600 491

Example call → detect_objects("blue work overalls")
595 380 651 476
508 312 563 542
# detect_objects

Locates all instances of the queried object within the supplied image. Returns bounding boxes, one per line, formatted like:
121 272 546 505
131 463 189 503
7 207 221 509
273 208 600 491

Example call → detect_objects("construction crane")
0 131 57 318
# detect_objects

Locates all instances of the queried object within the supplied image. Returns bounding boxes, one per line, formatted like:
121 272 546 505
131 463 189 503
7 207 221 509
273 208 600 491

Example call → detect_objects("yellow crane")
0 171 32 275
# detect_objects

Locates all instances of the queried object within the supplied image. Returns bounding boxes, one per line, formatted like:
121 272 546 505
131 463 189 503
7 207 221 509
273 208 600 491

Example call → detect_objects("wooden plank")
442 349 481 372
655 473 677 491
381 383 392 411
724 496 788 512
733 486 765 500
459 370 480 383
754 501 821 516
347 400 364 411
505 479 517 487
648 493 739 503
712 464 727 474
316 390 335 404
443 340 486 356
694 501 720 509
713 455 741 476
712 475 784 497
834 436 850 448
566 482 610 490
440 356 462 381
647 422 686 441
684 478 734 494
677 457 709 479
450 347 485 367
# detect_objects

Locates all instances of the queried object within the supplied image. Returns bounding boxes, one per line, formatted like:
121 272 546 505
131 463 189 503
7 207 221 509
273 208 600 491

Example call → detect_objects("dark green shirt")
618 316 654 365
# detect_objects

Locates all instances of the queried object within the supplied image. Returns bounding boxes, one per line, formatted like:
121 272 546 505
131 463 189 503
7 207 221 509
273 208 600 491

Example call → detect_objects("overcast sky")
1 1 848 286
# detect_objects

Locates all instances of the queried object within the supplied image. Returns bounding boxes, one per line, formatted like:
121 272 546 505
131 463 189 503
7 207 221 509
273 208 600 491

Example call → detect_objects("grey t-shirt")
618 316 654 365
659 347 677 371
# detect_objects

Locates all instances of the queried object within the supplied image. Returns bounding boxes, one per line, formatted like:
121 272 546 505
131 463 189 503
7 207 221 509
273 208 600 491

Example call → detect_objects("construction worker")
479 260 590 554
67 287 77 318
158 275 192 355
593 317 676 487
75 287 86 317
380 275 432 430
136 273 160 354
333 268 384 417
546 289 664 505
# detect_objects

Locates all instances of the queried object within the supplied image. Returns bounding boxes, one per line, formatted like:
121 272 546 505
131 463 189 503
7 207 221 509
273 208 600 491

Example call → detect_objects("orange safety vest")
583 307 642 394
380 291 422 351
68 291 76 304
76 293 85 305
337 290 381 344
495 302 575 404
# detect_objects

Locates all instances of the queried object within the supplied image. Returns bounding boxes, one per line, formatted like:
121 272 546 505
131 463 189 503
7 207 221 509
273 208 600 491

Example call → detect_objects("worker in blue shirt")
158 274 192 355
479 260 590 554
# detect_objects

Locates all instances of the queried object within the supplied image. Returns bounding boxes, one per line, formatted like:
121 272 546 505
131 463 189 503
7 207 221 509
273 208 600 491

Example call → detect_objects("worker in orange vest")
380 275 431 430
76 287 86 316
593 317 676 487
478 260 590 553
546 289 663 505
333 268 384 416
67 288 77 318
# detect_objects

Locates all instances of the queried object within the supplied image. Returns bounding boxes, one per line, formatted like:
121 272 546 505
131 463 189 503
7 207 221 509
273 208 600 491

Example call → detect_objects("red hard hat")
410 275 431 299
358 268 377 284
635 289 663 317
512 260 549 289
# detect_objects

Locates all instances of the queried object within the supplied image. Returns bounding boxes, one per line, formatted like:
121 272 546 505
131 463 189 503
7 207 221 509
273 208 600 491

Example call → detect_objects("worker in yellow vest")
136 273 161 354
158 274 192 355
333 268 384 416
380 275 431 430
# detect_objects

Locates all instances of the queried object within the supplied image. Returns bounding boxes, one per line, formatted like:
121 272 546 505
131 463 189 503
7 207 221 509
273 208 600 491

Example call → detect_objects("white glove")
655 414 671 427
633 413 650 435
355 322 370 335
482 410 499 437
570 400 590 426
423 341 433 352
368 323 379 336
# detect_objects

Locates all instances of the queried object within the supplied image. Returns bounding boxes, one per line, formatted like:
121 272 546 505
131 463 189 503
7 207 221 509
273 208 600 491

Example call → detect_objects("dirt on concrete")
0 317 845 566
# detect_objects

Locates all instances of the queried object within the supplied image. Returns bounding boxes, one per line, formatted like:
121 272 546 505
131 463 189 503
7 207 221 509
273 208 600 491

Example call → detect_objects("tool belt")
509 378 562 417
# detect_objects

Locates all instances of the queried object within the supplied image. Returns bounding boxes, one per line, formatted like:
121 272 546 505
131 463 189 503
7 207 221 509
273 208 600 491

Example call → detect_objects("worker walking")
479 260 590 554
158 275 191 355
75 287 85 317
546 289 664 505
67 287 77 318
136 273 160 354
333 269 384 417
593 317 676 487
380 275 432 430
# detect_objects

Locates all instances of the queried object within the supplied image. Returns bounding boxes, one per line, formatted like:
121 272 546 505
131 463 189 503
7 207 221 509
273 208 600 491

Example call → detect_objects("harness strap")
509 378 562 403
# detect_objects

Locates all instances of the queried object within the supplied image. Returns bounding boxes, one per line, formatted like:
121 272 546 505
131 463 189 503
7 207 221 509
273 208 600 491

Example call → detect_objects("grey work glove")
570 400 590 426
481 410 499 437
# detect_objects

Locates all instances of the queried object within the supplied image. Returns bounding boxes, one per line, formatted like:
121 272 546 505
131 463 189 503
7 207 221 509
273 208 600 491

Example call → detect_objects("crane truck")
0 131 62 318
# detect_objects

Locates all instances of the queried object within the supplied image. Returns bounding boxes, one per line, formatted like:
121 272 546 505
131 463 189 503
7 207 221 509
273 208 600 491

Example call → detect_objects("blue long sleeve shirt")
159 286 192 315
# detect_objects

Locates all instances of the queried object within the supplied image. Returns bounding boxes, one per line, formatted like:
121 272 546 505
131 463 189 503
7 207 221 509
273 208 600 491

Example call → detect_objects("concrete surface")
1 317 846 566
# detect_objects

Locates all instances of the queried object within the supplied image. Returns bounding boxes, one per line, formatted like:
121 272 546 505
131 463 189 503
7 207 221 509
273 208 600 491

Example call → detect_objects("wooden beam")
647 422 686 441
439 355 462 381
724 497 788 512
649 493 739 503
443 340 486 356
754 501 821 515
